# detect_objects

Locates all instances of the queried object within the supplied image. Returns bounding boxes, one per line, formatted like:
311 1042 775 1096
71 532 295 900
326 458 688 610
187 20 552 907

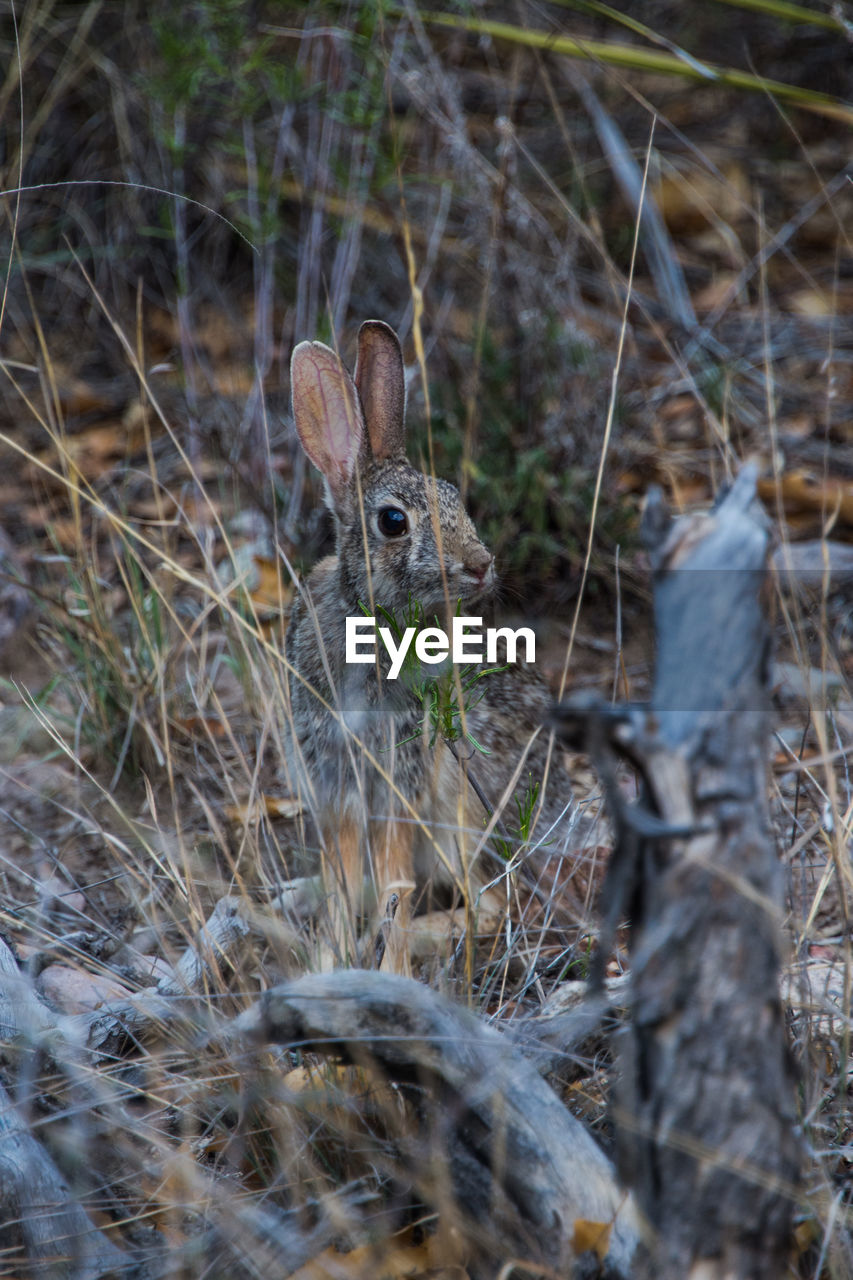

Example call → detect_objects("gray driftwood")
0 898 252 1277
80 894 251 1058
552 466 800 1279
235 967 640 1278
0 1077 127 1280
1 896 251 1058
0 941 127 1278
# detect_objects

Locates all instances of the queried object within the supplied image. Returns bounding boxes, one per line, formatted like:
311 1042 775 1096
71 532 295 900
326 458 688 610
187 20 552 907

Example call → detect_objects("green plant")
361 596 506 753
490 773 543 865
424 325 634 590
47 526 180 781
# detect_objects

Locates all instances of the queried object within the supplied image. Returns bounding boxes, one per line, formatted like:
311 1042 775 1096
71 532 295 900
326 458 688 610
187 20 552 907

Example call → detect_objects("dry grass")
0 1 851 1275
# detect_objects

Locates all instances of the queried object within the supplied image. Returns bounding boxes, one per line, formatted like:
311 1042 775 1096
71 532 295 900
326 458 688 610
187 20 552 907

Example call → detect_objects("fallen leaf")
793 1217 819 1255
658 393 699 421
177 714 227 739
789 288 834 318
22 510 82 549
30 419 150 482
57 379 118 416
224 795 302 825
263 794 303 819
772 748 821 771
757 470 853 527
282 1062 364 1095
249 554 292 615
38 963 133 1014
614 469 645 494
777 414 815 439
693 273 742 312
288 1223 468 1280
655 162 749 237
572 1217 612 1262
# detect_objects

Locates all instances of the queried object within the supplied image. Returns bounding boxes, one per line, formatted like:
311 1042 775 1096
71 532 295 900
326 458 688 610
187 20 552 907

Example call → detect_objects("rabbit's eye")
377 506 408 538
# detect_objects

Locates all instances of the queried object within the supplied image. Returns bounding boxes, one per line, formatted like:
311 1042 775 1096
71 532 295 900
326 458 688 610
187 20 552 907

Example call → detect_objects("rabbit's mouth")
409 575 492 620
458 561 496 605
461 577 493 601
416 560 494 611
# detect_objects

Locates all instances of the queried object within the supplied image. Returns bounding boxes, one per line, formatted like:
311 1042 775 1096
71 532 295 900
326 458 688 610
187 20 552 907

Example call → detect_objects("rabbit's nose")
466 547 493 585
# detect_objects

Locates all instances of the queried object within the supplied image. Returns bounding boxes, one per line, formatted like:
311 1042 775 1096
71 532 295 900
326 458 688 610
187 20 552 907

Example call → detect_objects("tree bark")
553 465 800 1278
236 967 640 1277
0 1078 127 1279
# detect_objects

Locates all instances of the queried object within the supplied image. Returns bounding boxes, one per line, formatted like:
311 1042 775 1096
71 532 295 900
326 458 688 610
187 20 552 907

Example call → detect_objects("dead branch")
552 466 801 1279
234 967 640 1278
0 934 57 1041
0 1077 127 1279
0 937 126 1275
73 895 251 1059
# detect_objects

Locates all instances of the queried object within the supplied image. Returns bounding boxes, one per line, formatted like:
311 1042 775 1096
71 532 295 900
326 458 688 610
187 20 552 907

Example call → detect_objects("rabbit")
285 320 583 972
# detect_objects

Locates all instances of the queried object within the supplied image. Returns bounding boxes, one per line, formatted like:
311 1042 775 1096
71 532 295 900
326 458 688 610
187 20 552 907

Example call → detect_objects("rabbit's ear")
355 320 406 461
291 340 365 509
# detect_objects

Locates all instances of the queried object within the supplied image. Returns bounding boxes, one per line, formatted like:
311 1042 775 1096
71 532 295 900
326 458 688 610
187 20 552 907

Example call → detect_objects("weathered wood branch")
0 934 57 1042
0 1079 127 1280
0 900 251 1274
552 466 801 1279
235 967 640 1278
2 897 253 1061
0 937 127 1278
76 893 251 1058
1 906 357 1278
